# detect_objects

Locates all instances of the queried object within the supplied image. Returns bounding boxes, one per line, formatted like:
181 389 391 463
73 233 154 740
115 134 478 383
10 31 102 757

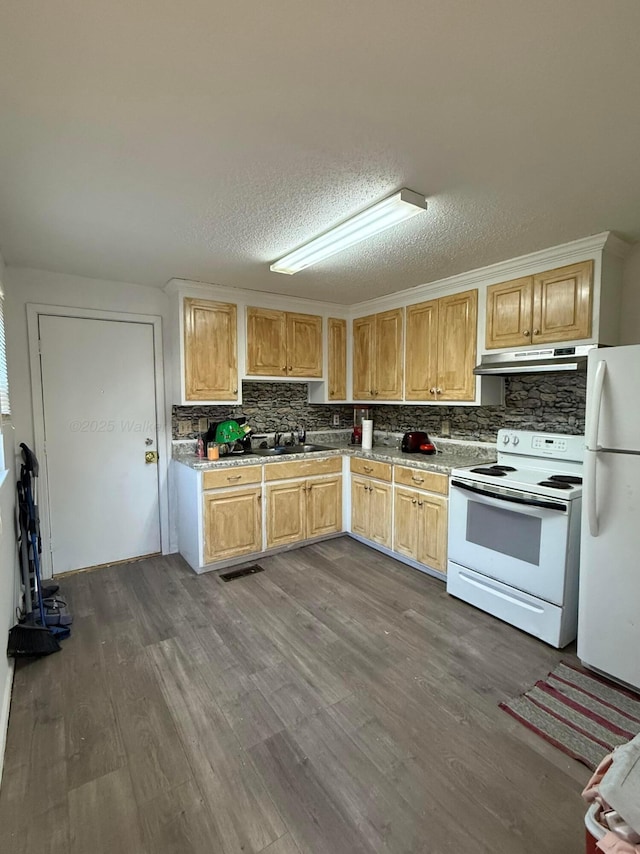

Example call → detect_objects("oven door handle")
450 480 567 512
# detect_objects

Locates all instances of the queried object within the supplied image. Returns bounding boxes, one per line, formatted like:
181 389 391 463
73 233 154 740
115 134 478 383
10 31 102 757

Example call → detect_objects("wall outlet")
198 417 209 432
332 413 340 427
178 419 192 436
440 419 451 438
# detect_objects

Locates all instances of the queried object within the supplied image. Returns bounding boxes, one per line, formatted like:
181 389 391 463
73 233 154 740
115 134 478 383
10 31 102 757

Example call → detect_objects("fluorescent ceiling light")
270 188 427 275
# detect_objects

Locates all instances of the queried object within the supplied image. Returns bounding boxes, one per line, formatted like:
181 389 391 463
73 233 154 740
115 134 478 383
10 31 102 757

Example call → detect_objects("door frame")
27 303 170 578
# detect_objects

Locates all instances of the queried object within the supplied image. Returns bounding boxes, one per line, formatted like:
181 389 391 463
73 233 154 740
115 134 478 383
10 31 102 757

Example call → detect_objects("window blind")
0 296 10 416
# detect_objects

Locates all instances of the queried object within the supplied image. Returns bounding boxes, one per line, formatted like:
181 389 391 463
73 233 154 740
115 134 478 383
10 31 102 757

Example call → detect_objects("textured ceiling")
0 1 639 303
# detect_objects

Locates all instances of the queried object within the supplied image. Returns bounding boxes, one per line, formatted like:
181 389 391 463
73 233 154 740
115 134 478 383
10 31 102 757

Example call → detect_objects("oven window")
466 500 542 565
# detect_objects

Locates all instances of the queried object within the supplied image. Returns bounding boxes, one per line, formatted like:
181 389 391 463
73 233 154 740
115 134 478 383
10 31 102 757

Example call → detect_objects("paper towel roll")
361 419 373 451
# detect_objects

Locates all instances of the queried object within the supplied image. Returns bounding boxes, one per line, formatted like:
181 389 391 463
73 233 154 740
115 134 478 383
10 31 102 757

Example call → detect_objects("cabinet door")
328 318 347 400
436 289 478 401
286 312 323 377
307 476 342 539
184 298 238 401
405 300 438 400
266 481 306 548
352 315 375 400
485 277 533 350
246 307 287 376
350 476 370 538
532 260 593 344
393 487 418 560
369 480 392 548
203 487 262 563
375 309 403 401
417 494 448 573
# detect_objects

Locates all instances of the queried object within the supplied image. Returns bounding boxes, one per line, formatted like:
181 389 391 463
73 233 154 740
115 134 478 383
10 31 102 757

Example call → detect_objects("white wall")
5 266 172 447
0 252 19 784
621 241 640 345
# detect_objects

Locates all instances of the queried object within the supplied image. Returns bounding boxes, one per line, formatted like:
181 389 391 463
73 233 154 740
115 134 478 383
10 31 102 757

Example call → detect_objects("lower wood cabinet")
393 486 447 573
351 475 392 548
203 487 262 563
266 476 342 548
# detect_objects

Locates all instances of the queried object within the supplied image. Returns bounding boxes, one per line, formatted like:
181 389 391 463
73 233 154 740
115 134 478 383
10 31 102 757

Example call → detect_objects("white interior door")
39 314 161 574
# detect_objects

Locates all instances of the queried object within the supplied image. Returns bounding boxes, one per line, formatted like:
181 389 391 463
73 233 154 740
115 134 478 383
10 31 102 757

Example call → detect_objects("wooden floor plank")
68 766 148 854
0 539 590 852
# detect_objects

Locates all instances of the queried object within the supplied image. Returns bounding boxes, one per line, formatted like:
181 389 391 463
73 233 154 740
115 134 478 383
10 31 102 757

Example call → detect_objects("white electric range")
447 429 585 648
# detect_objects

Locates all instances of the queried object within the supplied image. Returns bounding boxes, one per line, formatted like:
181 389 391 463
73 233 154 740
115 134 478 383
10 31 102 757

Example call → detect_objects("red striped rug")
499 661 640 770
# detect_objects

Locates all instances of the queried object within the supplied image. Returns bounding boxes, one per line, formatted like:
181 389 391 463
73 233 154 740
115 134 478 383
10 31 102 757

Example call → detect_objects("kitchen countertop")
172 435 497 476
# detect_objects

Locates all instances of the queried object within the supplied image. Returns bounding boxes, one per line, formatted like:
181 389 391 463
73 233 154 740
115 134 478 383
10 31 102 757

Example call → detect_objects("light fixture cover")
270 188 427 275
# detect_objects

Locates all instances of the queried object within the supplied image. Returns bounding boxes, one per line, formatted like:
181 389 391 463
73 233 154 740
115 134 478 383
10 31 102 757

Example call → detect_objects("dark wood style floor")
0 537 589 853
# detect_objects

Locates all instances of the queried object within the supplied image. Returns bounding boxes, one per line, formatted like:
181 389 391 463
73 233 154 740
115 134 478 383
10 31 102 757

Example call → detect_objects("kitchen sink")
252 443 336 456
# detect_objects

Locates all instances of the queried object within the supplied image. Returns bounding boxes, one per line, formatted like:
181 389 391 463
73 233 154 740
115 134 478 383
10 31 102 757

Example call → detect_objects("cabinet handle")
411 475 424 484
370 388 375 396
418 501 423 507
533 328 540 336
412 498 417 505
523 330 531 337
435 387 442 395
233 388 238 394
227 475 242 481
288 365 292 371
429 387 436 395
282 365 287 371
363 465 373 473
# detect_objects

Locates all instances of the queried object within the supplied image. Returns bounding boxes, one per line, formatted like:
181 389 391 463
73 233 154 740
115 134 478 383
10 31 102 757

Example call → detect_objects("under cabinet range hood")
474 344 598 376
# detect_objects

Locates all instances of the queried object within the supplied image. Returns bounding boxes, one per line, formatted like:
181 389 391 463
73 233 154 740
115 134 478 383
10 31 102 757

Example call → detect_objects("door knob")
533 329 540 336
523 330 531 337
145 451 158 464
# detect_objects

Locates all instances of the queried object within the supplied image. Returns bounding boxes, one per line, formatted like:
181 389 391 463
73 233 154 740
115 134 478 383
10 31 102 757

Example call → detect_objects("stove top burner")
470 466 507 476
547 474 583 485
538 480 573 490
491 465 517 472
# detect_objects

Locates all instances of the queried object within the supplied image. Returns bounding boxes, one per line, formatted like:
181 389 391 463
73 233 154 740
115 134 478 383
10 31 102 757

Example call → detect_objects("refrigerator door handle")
586 359 607 451
586 450 599 537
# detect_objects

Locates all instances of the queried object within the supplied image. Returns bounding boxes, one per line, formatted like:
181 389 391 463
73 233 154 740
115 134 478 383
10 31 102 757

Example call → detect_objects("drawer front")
350 457 392 483
394 465 449 495
202 465 262 490
264 456 342 482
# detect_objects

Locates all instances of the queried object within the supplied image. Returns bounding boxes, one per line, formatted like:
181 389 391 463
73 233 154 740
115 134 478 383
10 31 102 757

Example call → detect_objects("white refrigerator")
578 344 640 689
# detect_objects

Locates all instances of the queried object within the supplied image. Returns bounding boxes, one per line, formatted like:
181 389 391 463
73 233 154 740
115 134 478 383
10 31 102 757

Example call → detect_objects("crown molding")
164 277 347 315
166 231 631 317
348 231 630 315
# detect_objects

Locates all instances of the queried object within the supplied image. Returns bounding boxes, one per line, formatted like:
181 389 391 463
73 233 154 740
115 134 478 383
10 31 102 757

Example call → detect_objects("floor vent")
219 564 265 582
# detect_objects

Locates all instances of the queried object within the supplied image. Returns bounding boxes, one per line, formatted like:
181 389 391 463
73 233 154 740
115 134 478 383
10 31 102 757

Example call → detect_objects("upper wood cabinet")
183 298 238 401
246 307 322 377
327 318 347 400
486 260 593 349
352 309 403 401
405 289 477 402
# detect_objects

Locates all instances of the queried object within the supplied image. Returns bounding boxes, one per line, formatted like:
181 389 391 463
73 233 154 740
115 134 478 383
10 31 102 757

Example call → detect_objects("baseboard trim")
0 660 15 787
346 533 446 582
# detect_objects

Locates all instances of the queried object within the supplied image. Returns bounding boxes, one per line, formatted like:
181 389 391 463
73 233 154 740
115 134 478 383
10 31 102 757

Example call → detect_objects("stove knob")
512 436 519 446
502 435 510 445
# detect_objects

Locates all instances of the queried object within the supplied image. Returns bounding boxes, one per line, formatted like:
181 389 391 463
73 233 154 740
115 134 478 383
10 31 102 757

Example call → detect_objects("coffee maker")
351 408 370 445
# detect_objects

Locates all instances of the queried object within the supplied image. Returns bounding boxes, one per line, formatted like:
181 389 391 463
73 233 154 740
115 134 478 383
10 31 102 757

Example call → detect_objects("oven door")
448 478 570 605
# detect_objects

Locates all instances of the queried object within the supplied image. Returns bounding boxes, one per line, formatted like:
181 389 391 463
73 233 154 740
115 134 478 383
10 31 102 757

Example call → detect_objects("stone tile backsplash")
173 382 354 439
173 374 586 441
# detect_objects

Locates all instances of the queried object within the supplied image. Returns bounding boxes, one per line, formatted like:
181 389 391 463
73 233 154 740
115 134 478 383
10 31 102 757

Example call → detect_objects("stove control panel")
497 429 584 462
532 435 568 452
